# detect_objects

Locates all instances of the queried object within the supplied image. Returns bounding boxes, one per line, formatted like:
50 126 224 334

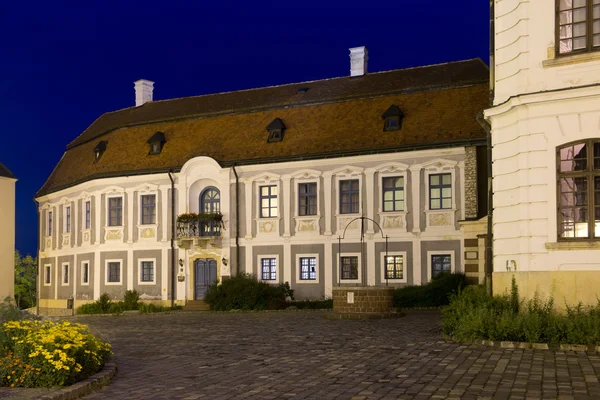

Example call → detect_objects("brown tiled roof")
0 162 15 179
37 59 489 197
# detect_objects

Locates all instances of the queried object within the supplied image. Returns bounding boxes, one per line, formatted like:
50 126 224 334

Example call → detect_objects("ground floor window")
107 261 121 283
82 262 89 284
141 261 154 282
44 265 51 285
62 264 69 284
341 256 358 280
431 254 451 279
299 257 317 280
385 255 404 279
261 258 277 280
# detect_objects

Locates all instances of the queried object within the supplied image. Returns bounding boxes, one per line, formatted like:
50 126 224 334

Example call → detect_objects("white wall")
0 176 16 301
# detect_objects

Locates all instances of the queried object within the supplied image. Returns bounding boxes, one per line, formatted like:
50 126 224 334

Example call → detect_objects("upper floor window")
47 211 53 236
260 185 278 218
382 177 404 212
557 0 600 55
147 131 166 155
381 104 404 132
557 139 600 239
85 201 91 230
340 179 359 214
64 206 71 233
200 188 221 236
429 173 452 210
108 197 123 227
298 183 317 216
93 141 107 163
266 118 286 143
141 194 156 225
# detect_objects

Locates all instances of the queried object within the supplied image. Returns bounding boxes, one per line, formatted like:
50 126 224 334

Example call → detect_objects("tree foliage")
14 251 37 309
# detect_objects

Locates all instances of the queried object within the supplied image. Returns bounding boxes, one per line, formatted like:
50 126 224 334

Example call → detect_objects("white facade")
485 0 600 305
0 170 16 302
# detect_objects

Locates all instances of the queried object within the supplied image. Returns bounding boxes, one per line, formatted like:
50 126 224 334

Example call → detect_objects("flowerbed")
0 320 112 388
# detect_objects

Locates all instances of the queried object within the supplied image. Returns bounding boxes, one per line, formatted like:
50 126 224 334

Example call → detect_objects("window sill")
545 241 600 250
543 51 600 68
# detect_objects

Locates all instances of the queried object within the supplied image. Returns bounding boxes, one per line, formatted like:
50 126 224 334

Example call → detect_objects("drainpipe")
168 171 176 308
487 0 495 296
232 165 240 275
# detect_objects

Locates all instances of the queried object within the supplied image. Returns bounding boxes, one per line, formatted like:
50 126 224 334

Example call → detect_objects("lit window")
340 179 359 214
261 258 277 280
385 256 404 279
431 254 451 279
557 0 600 55
108 197 123 227
260 185 278 218
298 183 317 216
299 257 317 280
341 256 358 280
141 195 156 225
382 177 404 212
429 174 452 210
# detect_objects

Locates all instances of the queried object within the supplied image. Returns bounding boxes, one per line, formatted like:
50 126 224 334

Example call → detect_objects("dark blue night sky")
0 1 489 256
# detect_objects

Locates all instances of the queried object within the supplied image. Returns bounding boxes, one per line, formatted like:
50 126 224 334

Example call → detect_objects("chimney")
349 46 368 77
134 79 154 106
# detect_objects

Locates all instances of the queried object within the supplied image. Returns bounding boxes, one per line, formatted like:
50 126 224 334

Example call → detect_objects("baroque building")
0 162 16 302
485 0 600 306
36 48 490 312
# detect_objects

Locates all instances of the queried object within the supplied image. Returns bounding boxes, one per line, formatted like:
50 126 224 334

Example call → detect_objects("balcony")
176 212 223 239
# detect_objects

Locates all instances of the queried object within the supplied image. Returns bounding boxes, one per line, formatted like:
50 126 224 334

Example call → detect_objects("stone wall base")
332 287 397 318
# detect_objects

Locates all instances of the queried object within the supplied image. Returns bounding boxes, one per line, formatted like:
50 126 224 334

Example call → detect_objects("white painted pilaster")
413 239 422 285
73 200 78 247
244 180 253 239
410 165 422 233
324 239 333 297
161 247 168 300
93 252 101 300
73 258 77 300
367 239 376 286
282 175 292 237
283 242 291 284
160 186 169 242
54 258 58 300
93 193 101 245
127 248 134 291
365 169 375 234
458 161 466 222
126 188 134 244
245 245 253 274
323 172 333 235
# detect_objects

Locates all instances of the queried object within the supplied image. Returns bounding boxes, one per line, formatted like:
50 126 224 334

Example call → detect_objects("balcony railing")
176 212 223 238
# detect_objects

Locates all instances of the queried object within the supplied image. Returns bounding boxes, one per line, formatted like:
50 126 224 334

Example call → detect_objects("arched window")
557 139 600 240
200 187 220 236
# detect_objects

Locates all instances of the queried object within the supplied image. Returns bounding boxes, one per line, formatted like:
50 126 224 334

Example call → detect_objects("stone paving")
69 310 600 399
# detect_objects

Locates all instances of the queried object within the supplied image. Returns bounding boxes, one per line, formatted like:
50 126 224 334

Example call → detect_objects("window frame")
64 205 71 234
380 251 408 283
338 253 362 283
61 262 70 286
426 250 455 282
107 196 123 227
140 194 157 225
81 261 90 286
556 139 600 241
47 210 53 237
259 256 278 282
44 264 52 286
105 260 122 285
296 254 319 283
381 176 405 212
138 258 156 285
84 200 91 230
298 182 318 216
339 179 360 215
428 173 453 210
259 185 278 218
555 0 600 57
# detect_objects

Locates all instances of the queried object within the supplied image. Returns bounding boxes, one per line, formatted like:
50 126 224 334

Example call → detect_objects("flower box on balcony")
177 212 223 238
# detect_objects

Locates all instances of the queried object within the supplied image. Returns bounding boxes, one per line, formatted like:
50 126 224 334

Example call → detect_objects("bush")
138 303 182 313
394 272 466 308
442 278 600 345
288 299 333 309
204 273 290 311
0 320 111 387
77 291 142 315
123 290 140 310
0 298 26 324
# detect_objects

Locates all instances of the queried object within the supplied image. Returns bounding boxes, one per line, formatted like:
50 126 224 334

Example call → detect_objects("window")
140 261 154 283
82 262 89 284
341 256 359 280
93 141 107 163
64 206 71 233
382 177 404 212
147 131 166 155
266 118 286 143
385 255 404 279
299 257 317 280
200 187 221 236
431 254 451 279
381 104 404 132
44 265 51 285
429 173 452 210
340 179 359 214
298 182 317 216
557 139 600 239
141 195 156 225
261 258 277 280
107 261 121 283
260 185 278 218
557 0 600 55
108 197 123 227
85 201 91 230
47 211 53 236
62 263 69 285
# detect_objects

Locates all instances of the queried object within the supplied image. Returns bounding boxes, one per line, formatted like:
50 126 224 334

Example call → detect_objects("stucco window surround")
292 169 322 235
81 261 90 286
135 184 159 242
61 262 69 286
250 172 281 236
105 259 123 285
296 253 320 284
103 186 125 242
379 251 408 283
333 166 364 233
426 250 455 283
422 159 458 231
375 163 409 233
41 203 54 249
257 254 280 283
43 264 51 286
138 258 156 285
337 252 362 284
59 198 71 247
78 192 92 245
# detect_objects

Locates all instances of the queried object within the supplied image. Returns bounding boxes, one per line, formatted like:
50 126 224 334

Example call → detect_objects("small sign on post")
347 292 354 304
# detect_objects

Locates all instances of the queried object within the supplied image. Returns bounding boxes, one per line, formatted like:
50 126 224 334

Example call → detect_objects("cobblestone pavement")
75 310 600 400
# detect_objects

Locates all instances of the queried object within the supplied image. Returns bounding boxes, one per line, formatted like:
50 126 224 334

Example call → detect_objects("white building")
485 0 600 306
0 162 16 303
36 49 490 313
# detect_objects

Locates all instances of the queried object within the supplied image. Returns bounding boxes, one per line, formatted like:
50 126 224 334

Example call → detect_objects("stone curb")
36 362 117 400
445 336 600 352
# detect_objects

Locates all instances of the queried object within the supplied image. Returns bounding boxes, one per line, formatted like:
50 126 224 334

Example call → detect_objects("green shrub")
123 290 140 310
442 279 600 345
138 303 182 313
0 297 26 323
288 299 333 309
394 272 466 308
204 273 290 311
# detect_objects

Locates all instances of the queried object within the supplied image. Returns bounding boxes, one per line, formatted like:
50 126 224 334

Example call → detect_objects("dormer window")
381 105 404 132
147 131 166 155
266 118 286 143
93 141 107 163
